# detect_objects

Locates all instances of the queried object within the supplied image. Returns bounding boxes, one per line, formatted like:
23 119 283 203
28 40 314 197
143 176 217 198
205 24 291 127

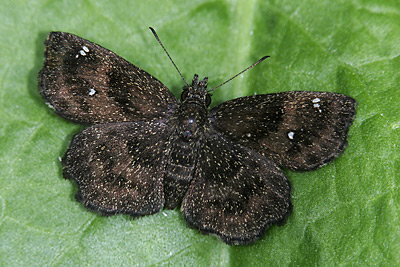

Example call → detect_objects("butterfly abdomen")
164 138 201 209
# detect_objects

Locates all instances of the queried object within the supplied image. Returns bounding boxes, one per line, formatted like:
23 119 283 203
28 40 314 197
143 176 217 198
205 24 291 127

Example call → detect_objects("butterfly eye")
205 94 212 107
181 90 189 101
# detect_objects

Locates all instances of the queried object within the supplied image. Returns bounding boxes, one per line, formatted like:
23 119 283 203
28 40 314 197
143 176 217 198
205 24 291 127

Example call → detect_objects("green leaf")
1 0 399 265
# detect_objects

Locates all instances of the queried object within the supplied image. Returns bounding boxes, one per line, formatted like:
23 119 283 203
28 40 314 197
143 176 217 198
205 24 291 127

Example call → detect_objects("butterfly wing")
62 121 172 216
181 130 291 245
38 32 178 124
210 91 356 171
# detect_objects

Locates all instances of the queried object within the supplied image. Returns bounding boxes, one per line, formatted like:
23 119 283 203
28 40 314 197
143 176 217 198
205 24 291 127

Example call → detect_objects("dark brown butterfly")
38 29 356 245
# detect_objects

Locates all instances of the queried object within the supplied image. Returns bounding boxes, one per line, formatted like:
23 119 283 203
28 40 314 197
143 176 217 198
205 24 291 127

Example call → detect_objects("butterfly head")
177 74 210 140
181 74 212 107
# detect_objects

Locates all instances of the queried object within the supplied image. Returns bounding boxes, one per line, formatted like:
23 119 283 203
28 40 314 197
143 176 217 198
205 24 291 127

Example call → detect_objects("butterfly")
38 28 357 245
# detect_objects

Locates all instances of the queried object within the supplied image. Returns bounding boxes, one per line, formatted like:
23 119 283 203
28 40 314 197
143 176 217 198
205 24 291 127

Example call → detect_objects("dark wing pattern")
210 91 356 171
62 121 172 216
182 129 291 245
38 32 178 124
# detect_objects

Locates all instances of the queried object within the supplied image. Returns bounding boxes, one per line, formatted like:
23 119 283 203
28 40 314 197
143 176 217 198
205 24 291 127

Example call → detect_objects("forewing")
182 130 291 245
38 32 178 124
62 121 171 216
210 91 356 171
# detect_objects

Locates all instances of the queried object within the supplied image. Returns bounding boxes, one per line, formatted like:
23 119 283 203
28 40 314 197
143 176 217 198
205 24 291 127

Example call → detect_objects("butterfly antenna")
149 27 189 86
207 55 270 92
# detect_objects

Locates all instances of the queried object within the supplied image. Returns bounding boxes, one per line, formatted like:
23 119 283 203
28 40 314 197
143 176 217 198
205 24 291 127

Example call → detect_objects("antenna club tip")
261 55 270 60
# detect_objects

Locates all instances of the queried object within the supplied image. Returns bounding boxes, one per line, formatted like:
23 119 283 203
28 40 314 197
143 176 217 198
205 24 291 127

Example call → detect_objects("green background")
0 0 399 266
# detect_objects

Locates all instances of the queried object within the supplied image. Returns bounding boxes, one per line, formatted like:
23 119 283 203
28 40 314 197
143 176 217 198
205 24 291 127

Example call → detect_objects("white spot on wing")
312 98 322 112
89 88 97 96
246 133 252 138
288 131 294 140
76 46 89 58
